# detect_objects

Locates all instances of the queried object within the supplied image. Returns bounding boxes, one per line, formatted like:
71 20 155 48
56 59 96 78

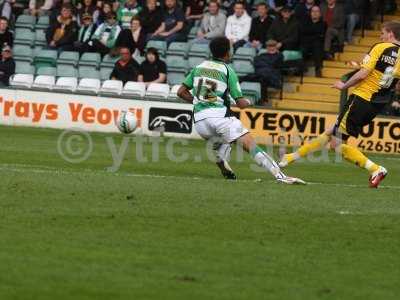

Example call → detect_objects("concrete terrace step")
297 83 340 96
323 60 359 69
336 52 365 63
286 76 335 85
344 45 370 53
272 99 339 113
322 67 353 78
280 92 340 103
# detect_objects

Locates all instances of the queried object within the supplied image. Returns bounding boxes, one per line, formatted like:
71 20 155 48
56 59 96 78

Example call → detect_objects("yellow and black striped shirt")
352 42 400 102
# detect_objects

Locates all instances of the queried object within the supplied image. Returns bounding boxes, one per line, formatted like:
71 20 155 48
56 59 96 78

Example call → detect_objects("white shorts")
194 117 249 144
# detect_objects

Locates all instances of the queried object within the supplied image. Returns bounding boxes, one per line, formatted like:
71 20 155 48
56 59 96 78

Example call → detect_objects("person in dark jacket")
46 4 78 51
246 3 273 50
254 39 284 89
294 0 316 20
0 45 15 86
138 47 167 87
115 16 146 56
139 0 163 38
110 47 140 83
0 17 13 48
320 0 345 58
73 12 97 53
267 5 299 51
300 5 326 77
345 0 363 43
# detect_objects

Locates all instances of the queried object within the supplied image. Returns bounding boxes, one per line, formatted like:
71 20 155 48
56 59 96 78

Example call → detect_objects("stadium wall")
0 89 399 155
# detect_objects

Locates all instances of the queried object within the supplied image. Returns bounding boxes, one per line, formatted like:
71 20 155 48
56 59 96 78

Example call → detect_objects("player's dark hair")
209 37 230 60
0 16 8 23
208 0 219 7
383 21 400 40
146 47 159 61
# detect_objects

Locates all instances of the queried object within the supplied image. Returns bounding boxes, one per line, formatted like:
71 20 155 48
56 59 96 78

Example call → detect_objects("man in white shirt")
224 1 251 51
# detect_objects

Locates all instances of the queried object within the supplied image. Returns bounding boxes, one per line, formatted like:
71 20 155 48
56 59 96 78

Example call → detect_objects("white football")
116 111 138 134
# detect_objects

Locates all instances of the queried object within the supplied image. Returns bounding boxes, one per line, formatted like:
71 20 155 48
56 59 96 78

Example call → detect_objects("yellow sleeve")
361 43 385 71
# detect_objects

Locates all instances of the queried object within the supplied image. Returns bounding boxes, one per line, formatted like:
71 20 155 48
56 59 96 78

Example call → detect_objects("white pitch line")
0 163 399 190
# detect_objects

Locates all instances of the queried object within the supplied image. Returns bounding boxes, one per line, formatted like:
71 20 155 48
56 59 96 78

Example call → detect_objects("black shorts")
333 94 387 140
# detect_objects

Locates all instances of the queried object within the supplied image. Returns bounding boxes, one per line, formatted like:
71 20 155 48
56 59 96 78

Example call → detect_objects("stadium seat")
57 51 80 66
35 15 49 30
78 66 100 79
145 83 170 100
76 78 101 95
57 65 78 78
258 49 267 55
10 74 34 88
188 56 203 69
14 28 35 47
121 81 146 99
167 72 185 86
233 47 256 62
32 75 56 90
241 81 261 104
134 55 144 64
79 52 101 68
99 80 123 96
168 84 184 102
189 43 209 58
100 67 113 81
33 49 58 67
166 55 188 73
15 15 36 30
34 30 47 47
53 77 78 93
100 54 120 68
188 26 199 39
145 40 167 56
233 60 254 76
15 61 35 75
13 45 33 63
166 42 189 57
36 66 56 76
282 50 303 61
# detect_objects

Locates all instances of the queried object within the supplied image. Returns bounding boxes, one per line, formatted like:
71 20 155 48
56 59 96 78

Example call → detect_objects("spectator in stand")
77 0 99 25
97 1 113 25
300 5 325 77
194 0 226 44
138 47 167 87
294 0 315 20
49 0 77 26
0 17 13 48
88 11 121 56
345 0 363 44
225 1 251 51
151 0 186 45
320 0 345 59
267 5 299 51
185 0 206 29
28 0 53 16
117 0 142 29
0 45 15 86
46 4 78 51
253 39 283 89
110 46 140 83
73 12 97 53
245 3 273 50
139 0 163 38
0 0 13 20
115 16 146 56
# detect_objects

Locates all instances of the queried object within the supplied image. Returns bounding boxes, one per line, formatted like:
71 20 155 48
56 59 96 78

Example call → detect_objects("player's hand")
332 80 346 90
236 98 251 109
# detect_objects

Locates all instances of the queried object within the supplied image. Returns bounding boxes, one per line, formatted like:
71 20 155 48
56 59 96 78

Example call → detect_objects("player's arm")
178 69 195 103
227 67 251 109
177 84 194 103
333 43 382 90
332 68 371 90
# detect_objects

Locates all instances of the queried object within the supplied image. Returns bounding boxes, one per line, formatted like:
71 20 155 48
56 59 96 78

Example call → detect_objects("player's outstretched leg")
338 143 387 188
279 132 331 168
237 133 305 185
214 143 236 180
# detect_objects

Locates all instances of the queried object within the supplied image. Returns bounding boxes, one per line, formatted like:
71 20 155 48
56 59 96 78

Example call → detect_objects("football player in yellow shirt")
279 21 400 188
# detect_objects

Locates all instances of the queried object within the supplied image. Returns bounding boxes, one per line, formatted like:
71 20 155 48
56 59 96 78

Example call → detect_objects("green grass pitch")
0 125 399 300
